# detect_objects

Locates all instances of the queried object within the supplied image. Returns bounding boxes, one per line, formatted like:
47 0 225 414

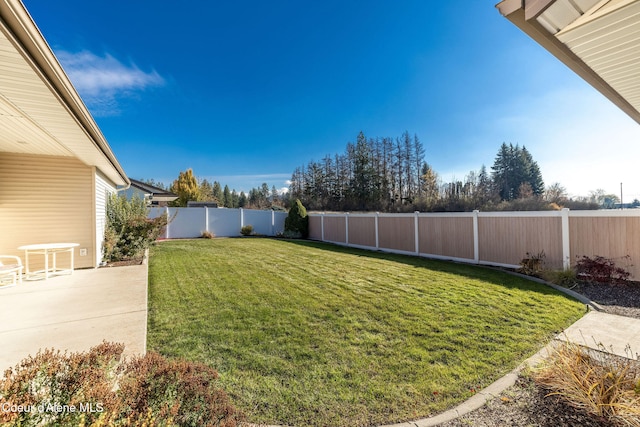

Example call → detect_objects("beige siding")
308 215 323 240
378 216 415 253
323 215 346 243
570 216 640 279
419 216 474 259
478 216 563 268
0 153 95 270
348 216 376 248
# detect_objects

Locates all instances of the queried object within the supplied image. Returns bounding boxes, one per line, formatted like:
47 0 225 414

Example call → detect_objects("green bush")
0 342 245 427
103 194 169 262
240 225 254 236
284 199 308 239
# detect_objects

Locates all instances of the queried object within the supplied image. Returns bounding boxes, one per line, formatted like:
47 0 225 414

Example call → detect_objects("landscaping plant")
103 194 169 262
575 255 632 285
534 341 640 426
240 225 253 236
0 342 244 427
283 199 308 238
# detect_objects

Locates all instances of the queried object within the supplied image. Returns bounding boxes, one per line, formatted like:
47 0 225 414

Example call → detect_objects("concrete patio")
0 263 147 372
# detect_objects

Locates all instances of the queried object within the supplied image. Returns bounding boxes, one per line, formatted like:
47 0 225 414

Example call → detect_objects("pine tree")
491 143 544 201
223 185 232 207
212 181 223 205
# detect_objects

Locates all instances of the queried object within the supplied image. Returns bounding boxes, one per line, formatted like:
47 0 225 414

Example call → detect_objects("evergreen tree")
223 185 232 207
491 143 544 201
212 181 223 205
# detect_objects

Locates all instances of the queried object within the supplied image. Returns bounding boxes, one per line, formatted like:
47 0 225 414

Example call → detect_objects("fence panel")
207 209 242 237
478 215 563 269
323 215 347 243
274 212 287 235
309 216 323 240
348 216 376 248
378 216 415 253
419 215 474 260
570 215 640 278
244 210 273 235
167 208 207 238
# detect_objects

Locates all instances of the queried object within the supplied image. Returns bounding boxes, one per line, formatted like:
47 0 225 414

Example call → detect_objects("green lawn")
147 239 584 427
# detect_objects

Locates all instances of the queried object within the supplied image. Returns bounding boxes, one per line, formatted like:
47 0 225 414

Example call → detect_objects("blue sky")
23 1 640 200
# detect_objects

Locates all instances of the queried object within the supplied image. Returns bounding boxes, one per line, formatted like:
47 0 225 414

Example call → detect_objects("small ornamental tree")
284 199 309 238
103 194 169 262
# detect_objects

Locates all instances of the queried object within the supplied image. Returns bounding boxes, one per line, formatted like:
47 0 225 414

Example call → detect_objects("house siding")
95 169 116 266
0 152 96 270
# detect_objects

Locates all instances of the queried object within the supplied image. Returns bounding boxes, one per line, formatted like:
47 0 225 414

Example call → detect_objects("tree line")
141 169 286 209
288 131 599 212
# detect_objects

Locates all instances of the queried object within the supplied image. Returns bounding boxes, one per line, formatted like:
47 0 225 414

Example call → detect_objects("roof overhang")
0 0 129 186
496 0 640 125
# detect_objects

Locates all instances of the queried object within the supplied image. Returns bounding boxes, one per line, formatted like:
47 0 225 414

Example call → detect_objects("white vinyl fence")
309 209 640 280
149 207 287 238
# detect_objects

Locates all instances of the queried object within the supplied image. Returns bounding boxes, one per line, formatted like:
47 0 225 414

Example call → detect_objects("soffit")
497 0 640 124
554 0 640 109
0 1 128 186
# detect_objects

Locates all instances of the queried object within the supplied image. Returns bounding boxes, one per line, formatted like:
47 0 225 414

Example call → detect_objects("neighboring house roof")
0 0 129 186
497 0 640 125
129 178 178 202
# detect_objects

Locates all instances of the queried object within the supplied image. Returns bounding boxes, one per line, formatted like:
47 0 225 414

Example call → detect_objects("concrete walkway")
0 264 148 372
558 310 640 359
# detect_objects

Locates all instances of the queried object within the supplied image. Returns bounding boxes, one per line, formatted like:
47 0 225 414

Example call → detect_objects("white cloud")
56 50 164 116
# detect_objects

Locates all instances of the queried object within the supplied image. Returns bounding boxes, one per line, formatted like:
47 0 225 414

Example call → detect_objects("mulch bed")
103 258 144 267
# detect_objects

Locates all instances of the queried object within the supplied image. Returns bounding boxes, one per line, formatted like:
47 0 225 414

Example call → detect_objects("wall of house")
94 169 117 266
0 153 96 271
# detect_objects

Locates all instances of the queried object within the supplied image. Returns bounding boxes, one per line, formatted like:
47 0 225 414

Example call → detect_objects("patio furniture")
18 243 79 280
0 255 24 288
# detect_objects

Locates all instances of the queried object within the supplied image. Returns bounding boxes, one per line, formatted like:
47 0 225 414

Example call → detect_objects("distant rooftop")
129 178 177 200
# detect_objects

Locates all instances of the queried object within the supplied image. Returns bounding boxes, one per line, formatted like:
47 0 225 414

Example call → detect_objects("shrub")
534 341 640 426
575 255 631 285
240 225 254 236
284 199 308 239
201 231 215 239
518 251 546 277
0 342 245 427
103 194 169 262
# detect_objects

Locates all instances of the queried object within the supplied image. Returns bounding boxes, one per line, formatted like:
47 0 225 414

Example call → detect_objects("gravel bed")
437 280 640 427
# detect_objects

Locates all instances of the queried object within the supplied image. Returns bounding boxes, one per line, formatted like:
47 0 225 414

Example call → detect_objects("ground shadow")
280 238 583 303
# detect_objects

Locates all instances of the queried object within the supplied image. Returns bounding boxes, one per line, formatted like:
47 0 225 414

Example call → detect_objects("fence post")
414 211 420 255
561 208 571 270
375 212 379 249
345 213 349 246
240 208 244 232
271 210 275 236
473 210 479 264
205 207 209 233
321 213 325 241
